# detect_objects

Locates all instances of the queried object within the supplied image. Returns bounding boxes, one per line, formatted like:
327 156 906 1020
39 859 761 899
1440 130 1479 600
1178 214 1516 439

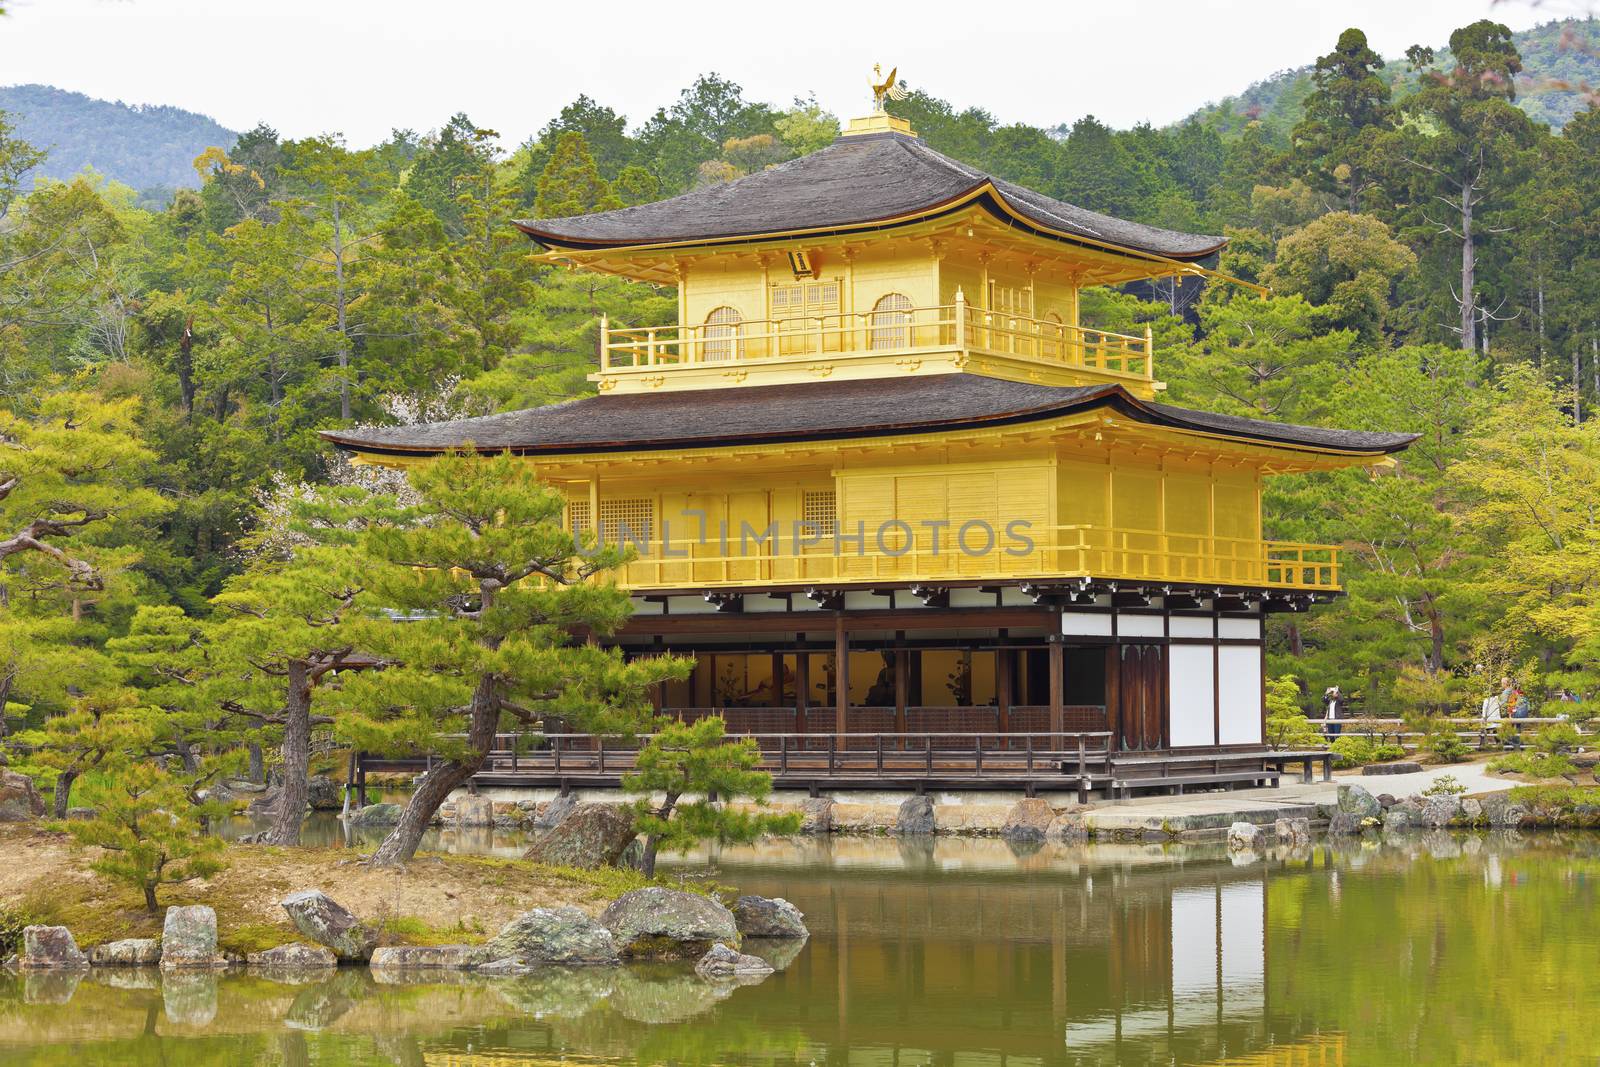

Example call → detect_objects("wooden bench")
1263 750 1336 783
1112 769 1281 799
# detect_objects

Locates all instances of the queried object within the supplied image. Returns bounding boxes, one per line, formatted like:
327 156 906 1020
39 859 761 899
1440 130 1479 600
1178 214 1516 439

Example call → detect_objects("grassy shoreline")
0 825 660 956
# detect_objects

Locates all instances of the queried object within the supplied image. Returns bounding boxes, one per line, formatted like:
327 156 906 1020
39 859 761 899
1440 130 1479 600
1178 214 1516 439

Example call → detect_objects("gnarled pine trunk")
368 673 500 867
54 769 77 818
265 660 312 846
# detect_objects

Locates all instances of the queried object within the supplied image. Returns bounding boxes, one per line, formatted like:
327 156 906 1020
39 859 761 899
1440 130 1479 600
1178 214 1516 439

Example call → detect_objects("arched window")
1041 311 1064 360
702 306 742 362
869 292 913 351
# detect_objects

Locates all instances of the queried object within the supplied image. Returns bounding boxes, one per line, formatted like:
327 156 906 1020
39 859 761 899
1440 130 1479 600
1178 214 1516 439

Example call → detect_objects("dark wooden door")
1115 644 1167 751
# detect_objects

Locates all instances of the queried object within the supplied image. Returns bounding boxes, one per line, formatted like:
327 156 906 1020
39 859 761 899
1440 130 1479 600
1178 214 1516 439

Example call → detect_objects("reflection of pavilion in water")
702 838 1325 1066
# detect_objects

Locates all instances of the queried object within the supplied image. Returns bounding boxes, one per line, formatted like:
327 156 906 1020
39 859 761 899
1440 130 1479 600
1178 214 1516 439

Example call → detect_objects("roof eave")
513 182 1226 265
318 385 1414 461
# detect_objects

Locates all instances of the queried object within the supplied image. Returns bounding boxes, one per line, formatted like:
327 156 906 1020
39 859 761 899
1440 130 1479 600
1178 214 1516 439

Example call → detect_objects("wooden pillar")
1048 634 1064 736
795 634 809 736
834 614 849 738
997 629 1012 735
894 631 908 746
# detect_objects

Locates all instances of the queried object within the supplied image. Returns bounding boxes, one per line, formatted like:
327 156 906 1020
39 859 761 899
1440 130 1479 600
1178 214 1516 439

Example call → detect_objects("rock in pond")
347 802 402 827
1274 817 1311 844
0 769 45 822
1382 807 1415 830
19 926 87 970
246 943 338 970
1327 810 1366 836
1047 811 1089 842
160 906 226 970
307 775 343 811
695 942 774 980
534 792 578 830
89 938 162 966
1421 794 1462 829
369 944 478 970
1227 822 1265 851
281 890 377 961
523 803 636 869
731 895 808 939
895 795 936 835
1337 783 1381 821
600 887 739 960
799 796 834 834
481 906 619 965
1482 793 1527 829
453 793 494 827
1001 798 1055 841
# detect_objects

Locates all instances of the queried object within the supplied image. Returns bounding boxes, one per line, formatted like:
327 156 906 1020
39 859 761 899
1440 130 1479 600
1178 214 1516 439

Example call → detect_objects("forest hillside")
0 83 236 193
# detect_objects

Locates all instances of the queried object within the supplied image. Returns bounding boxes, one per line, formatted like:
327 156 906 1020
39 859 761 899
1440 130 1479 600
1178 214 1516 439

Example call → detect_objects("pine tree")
68 761 226 912
1293 28 1393 211
320 451 687 867
535 132 621 218
623 717 800 876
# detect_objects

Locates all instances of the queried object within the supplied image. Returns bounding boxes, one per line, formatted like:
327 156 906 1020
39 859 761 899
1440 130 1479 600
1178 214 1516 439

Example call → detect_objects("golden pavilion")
327 91 1413 796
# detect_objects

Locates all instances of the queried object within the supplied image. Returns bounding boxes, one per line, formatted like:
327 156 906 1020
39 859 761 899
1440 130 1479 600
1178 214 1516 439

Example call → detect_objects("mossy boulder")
481 906 619 965
523 803 636 869
600 888 738 960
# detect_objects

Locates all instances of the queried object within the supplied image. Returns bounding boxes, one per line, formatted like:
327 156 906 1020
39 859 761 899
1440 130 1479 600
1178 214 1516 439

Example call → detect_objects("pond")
3 830 1598 1065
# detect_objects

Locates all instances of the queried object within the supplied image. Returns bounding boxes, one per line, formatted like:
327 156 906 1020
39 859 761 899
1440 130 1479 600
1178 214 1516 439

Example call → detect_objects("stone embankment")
2 887 810 989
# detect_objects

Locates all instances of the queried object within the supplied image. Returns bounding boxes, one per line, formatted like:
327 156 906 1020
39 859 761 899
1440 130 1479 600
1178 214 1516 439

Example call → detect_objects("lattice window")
802 489 837 538
772 279 840 316
868 292 913 351
598 498 654 547
702 305 742 362
567 499 592 534
987 282 1034 317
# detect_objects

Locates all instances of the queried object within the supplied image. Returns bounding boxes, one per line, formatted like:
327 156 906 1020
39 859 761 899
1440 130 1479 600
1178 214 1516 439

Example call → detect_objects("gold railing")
600 292 1153 379
582 523 1338 591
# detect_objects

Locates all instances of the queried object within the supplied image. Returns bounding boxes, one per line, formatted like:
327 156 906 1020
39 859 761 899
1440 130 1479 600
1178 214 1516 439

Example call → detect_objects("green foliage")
1330 734 1407 767
0 902 39 958
535 132 621 219
1422 773 1467 796
1487 751 1577 778
624 717 801 876
1264 674 1321 749
67 761 227 911
1507 783 1600 811
310 451 685 865
1533 721 1584 756
1423 730 1471 764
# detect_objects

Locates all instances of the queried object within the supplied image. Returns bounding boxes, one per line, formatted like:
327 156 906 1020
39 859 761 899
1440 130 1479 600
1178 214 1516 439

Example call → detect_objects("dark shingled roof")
516 131 1225 260
322 376 1416 458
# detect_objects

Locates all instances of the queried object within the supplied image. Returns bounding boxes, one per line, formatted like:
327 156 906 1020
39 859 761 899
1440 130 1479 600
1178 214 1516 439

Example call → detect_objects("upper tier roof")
515 131 1226 260
322 376 1416 459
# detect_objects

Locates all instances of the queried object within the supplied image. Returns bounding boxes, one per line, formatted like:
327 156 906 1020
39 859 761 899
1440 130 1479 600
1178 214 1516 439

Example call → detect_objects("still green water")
3 830 1598 1066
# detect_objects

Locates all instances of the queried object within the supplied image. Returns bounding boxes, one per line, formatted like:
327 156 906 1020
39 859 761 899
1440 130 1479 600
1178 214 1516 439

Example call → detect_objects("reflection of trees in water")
11 835 1600 1065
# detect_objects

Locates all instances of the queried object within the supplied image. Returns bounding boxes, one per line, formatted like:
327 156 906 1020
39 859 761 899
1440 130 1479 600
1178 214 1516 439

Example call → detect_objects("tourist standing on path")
1324 685 1343 737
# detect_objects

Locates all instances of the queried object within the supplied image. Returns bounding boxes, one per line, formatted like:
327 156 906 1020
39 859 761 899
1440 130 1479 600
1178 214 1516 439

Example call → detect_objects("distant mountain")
0 84 237 192
1181 18 1600 139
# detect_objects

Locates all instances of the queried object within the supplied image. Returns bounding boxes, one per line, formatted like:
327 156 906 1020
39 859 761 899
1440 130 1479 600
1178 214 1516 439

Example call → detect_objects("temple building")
327 96 1414 796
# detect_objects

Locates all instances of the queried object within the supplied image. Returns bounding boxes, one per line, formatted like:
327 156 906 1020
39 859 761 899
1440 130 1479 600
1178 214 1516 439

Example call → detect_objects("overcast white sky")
0 0 1572 147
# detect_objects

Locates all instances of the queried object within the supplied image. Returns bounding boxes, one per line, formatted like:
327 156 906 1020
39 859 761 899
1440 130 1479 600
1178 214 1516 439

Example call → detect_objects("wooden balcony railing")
599 291 1154 380
588 523 1340 592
